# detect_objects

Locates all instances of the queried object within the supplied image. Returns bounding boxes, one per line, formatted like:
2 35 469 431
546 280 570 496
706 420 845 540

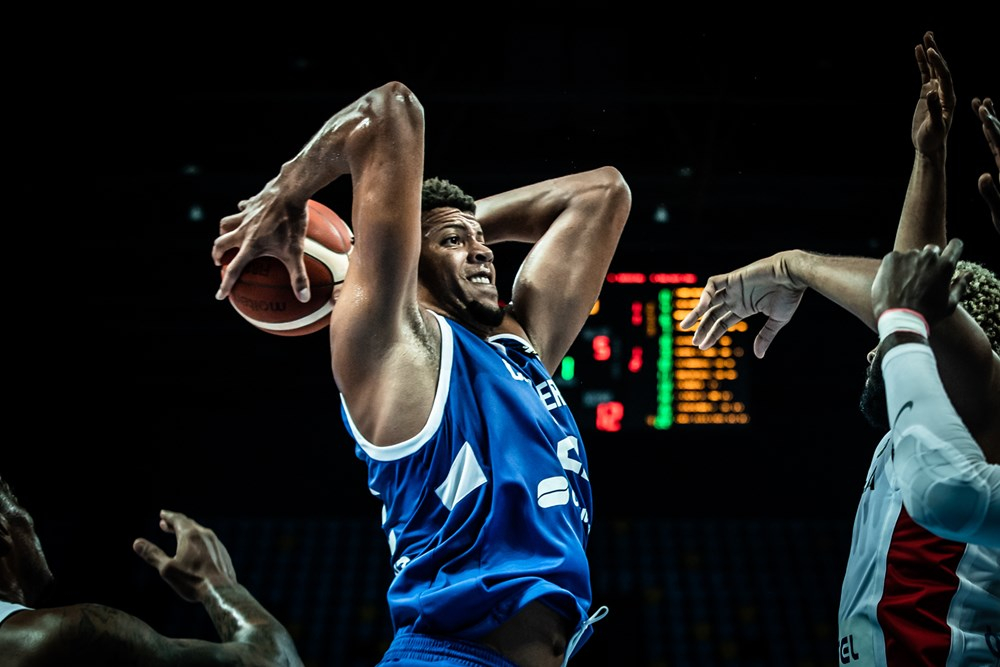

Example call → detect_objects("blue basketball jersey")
342 310 595 650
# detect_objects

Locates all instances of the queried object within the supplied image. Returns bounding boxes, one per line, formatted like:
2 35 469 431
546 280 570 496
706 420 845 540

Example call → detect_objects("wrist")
877 308 929 341
914 146 947 164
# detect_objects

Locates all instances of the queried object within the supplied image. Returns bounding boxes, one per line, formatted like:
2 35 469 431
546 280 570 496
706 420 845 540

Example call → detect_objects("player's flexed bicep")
478 167 632 373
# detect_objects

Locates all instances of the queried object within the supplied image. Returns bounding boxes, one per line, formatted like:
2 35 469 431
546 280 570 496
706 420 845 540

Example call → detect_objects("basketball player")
212 81 631 666
870 238 999 548
679 31 1000 666
0 477 303 666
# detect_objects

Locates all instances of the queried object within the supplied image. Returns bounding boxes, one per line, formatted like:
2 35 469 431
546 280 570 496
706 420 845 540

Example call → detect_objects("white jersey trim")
0 601 30 626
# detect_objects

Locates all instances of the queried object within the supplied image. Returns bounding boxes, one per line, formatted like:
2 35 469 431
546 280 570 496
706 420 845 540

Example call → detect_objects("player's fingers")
211 226 244 267
982 100 999 133
977 174 1000 234
159 509 193 535
679 298 710 330
926 88 943 125
926 49 955 106
948 272 970 309
688 320 713 349
753 317 788 359
914 44 929 84
695 308 738 350
133 538 168 570
285 257 312 304
680 280 723 330
940 238 963 265
218 210 245 234
215 247 257 300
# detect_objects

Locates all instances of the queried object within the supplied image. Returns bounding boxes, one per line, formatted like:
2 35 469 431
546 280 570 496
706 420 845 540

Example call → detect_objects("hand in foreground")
132 509 238 604
679 254 805 359
972 97 1000 234
871 238 968 326
911 31 955 156
211 188 312 304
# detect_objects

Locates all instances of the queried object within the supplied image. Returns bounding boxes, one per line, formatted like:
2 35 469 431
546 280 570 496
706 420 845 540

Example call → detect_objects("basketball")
221 200 353 336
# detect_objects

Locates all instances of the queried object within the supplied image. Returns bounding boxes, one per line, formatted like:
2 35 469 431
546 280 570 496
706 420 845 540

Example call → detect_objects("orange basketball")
221 200 353 336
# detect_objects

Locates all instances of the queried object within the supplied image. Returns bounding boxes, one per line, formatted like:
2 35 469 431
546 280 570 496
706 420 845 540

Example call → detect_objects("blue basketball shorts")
375 633 521 667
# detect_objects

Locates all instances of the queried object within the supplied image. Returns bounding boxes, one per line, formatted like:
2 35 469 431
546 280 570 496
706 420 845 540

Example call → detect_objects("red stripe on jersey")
877 505 965 665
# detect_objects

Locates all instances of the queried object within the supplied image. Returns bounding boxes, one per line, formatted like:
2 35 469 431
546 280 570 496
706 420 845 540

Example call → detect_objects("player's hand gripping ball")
220 200 353 336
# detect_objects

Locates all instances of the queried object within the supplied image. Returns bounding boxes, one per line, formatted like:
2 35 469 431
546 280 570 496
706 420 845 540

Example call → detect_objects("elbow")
596 165 631 200
903 479 988 542
593 166 632 228
364 81 425 134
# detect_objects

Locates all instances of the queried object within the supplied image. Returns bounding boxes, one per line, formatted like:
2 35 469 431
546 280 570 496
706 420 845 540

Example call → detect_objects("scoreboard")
554 270 752 433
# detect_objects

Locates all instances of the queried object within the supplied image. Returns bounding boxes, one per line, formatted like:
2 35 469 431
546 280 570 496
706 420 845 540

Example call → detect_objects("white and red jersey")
838 433 1000 665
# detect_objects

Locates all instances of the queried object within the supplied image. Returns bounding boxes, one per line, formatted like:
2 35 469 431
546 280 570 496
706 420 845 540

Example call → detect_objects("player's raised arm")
474 167 632 372
211 82 423 308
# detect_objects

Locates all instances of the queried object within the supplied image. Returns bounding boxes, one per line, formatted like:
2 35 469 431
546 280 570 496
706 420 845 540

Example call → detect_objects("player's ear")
0 515 12 557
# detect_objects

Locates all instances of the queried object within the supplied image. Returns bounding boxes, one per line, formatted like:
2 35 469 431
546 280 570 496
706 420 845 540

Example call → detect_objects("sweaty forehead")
421 207 481 233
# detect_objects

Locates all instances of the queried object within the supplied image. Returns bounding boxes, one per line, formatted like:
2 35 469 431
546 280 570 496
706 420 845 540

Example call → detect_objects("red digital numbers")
592 335 611 361
596 401 624 432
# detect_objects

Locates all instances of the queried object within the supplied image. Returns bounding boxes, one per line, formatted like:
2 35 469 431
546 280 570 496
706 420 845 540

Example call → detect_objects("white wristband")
877 308 930 341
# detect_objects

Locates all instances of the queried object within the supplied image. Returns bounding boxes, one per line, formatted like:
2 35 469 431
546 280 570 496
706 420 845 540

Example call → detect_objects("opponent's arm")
679 250 878 359
881 342 1000 546
894 31 955 251
0 510 303 667
474 167 631 372
873 240 1000 543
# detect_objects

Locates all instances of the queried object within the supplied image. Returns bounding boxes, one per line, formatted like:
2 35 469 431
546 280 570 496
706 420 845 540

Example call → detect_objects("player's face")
419 208 503 330
859 345 889 432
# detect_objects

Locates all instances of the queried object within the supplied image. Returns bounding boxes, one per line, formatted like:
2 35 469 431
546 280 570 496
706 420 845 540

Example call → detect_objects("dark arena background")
14 15 998 667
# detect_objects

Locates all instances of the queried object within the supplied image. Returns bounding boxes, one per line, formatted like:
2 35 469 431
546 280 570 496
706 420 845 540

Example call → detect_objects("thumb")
133 538 168 571
753 317 788 359
926 87 943 122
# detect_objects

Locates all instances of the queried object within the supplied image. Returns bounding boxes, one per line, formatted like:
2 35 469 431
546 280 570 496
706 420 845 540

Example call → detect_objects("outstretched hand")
871 239 968 327
132 510 238 604
211 188 312 304
911 31 955 156
972 97 1000 235
678 253 805 359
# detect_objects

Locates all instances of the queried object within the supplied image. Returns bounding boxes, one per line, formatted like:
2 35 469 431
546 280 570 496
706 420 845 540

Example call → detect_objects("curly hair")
421 177 476 214
957 260 1000 355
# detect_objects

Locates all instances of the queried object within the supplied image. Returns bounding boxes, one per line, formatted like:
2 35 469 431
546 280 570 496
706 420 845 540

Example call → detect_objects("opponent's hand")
871 238 968 326
679 254 805 359
133 509 238 604
911 31 955 156
211 190 312 303
972 97 1000 234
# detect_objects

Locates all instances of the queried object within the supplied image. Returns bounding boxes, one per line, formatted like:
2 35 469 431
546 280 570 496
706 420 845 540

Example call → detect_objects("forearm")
274 81 421 206
882 342 1000 547
894 151 948 251
475 166 627 244
202 584 302 666
927 309 1000 444
783 250 881 330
